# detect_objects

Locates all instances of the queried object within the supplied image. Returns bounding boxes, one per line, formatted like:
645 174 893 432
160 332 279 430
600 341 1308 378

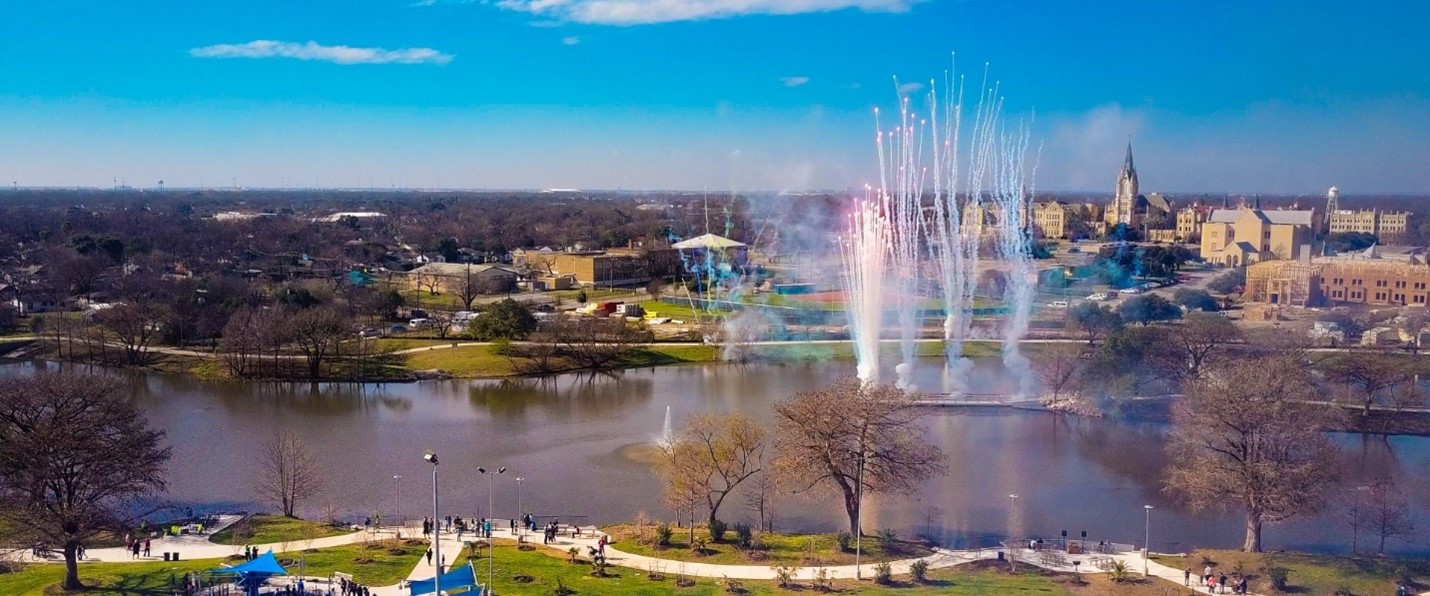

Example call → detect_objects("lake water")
3 358 1426 556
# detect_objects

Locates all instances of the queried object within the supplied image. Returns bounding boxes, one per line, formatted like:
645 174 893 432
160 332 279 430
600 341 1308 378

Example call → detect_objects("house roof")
1206 208 1314 226
672 233 746 250
409 263 516 276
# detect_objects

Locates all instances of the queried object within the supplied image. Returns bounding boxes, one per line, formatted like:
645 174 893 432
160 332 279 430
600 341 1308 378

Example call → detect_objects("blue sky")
2 1 1428 193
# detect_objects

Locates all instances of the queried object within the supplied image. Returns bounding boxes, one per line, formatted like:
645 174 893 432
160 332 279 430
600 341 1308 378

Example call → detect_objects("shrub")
1109 559 1131 583
1267 565 1291 590
709 519 728 543
909 559 930 583
553 577 575 596
655 522 673 548
722 577 747 594
692 537 709 555
771 565 797 588
873 561 893 585
567 546 581 564
733 522 753 548
877 528 899 542
835 530 853 552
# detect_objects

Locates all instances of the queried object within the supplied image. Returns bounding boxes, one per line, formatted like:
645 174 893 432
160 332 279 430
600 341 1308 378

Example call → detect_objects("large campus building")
1243 246 1430 307
1323 186 1411 241
1199 205 1317 266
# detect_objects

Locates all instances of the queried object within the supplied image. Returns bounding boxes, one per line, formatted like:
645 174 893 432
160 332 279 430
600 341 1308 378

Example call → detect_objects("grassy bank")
603 524 934 566
209 514 350 546
0 540 421 595
1154 549 1427 596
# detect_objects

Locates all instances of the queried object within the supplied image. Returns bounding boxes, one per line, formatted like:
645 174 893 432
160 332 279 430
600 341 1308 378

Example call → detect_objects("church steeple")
1123 141 1135 174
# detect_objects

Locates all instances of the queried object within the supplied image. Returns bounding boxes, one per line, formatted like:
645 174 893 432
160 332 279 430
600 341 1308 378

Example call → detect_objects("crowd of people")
1185 565 1249 594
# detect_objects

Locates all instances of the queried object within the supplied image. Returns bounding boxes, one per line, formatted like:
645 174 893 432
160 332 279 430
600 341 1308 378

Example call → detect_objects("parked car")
1047 300 1070 309
1119 287 1144 295
1086 292 1112 301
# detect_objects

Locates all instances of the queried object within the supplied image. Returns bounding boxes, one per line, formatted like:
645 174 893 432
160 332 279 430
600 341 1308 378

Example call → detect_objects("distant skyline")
3 1 1428 194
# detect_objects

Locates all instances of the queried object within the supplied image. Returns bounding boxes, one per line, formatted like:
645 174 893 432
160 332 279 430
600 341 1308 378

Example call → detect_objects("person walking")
1184 568 1191 586
425 548 433 566
1218 573 1227 594
143 539 151 558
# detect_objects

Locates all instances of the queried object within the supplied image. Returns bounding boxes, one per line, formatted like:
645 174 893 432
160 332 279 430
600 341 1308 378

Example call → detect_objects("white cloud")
495 0 921 25
781 76 809 87
897 81 923 95
562 36 582 45
190 40 453 65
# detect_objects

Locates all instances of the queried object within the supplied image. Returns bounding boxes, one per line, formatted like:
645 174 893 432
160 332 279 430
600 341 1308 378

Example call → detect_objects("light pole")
515 477 524 541
393 475 402 529
1143 505 1153 577
1008 494 1019 567
479 466 506 595
423 452 441 596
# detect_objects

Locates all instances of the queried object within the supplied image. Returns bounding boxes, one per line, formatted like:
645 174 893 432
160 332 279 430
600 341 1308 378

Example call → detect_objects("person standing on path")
1184 568 1191 585
425 548 433 566
143 539 151 558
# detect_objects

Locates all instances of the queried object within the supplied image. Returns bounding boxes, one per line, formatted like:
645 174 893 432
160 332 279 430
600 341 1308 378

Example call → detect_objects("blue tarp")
408 562 478 595
210 550 288 576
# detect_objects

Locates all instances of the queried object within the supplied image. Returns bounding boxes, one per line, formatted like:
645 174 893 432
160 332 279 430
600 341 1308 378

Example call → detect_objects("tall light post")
1143 505 1153 577
515 477 524 541
479 466 506 595
1008 494 1019 569
423 452 440 596
393 475 402 529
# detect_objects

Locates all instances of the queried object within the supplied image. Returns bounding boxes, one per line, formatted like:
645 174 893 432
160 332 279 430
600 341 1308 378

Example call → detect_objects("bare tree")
450 265 481 310
744 471 779 532
1164 357 1342 551
287 306 350 378
1031 342 1085 403
1164 311 1241 382
94 302 170 365
774 378 947 534
1324 350 1414 417
0 373 170 591
660 412 766 527
219 307 265 377
254 430 324 518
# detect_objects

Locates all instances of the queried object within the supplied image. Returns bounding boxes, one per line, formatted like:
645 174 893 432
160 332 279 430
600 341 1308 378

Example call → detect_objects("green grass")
403 344 515 377
452 544 1070 596
0 540 425 595
209 514 350 546
638 300 725 321
1155 549 1428 596
604 525 933 566
371 337 457 352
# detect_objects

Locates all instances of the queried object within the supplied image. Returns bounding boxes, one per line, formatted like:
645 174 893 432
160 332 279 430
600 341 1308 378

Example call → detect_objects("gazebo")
210 550 287 596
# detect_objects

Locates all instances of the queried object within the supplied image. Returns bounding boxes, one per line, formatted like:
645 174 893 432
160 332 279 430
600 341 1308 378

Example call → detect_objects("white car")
1118 287 1144 295
1086 292 1112 301
1047 300 1069 309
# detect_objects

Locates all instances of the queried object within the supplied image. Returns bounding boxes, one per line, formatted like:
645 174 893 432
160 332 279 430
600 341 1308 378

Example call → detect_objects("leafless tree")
1164 357 1342 551
219 307 265 377
1164 311 1241 382
413 269 441 296
450 265 481 310
94 302 170 365
660 412 766 527
744 471 779 532
1031 342 1085 403
0 373 170 591
773 378 947 534
253 430 324 518
1341 478 1416 555
287 306 350 378
1324 349 1414 417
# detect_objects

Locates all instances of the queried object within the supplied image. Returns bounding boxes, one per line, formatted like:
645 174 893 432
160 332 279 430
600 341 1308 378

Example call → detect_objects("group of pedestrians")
337 576 371 596
1185 565 1248 594
125 534 151 559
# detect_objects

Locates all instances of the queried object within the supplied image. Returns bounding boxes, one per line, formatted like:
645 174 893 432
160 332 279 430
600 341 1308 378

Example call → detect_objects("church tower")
1106 142 1140 227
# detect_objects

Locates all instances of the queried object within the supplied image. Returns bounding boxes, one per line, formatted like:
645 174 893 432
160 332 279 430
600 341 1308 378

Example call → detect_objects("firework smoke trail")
840 188 890 384
927 62 974 393
876 92 929 390
990 113 1037 399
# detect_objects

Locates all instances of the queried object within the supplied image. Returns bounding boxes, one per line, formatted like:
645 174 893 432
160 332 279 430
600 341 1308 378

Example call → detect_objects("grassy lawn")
1154 549 1428 596
0 540 424 595
209 514 350 546
639 300 725 321
404 344 514 377
450 544 1073 596
372 337 460 352
624 344 722 366
603 525 935 567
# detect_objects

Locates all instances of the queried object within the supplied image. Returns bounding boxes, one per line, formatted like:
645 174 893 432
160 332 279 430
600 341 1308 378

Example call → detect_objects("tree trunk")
1242 515 1262 552
843 489 860 536
63 540 82 590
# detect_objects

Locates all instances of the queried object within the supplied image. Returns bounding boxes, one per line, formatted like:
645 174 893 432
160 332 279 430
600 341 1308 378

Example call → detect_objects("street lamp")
393 475 402 529
1143 505 1153 577
1008 494 1020 571
515 477 525 541
479 466 506 595
423 452 441 596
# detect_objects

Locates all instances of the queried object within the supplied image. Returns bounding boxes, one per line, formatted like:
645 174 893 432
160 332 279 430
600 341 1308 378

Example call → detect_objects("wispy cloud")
897 81 923 95
562 36 582 45
190 40 453 65
495 0 921 25
781 76 810 87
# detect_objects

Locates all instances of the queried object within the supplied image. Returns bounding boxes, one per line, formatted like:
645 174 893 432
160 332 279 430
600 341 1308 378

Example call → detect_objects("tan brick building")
1200 207 1316 266
1328 209 1411 241
1244 256 1430 307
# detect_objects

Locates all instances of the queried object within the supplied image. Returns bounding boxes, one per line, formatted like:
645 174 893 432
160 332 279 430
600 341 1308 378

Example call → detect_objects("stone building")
1199 207 1316 266
1244 251 1430 307
1105 143 1141 227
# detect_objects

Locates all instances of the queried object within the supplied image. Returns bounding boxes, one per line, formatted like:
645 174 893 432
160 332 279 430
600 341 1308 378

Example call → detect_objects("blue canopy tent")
210 550 288 596
408 562 480 595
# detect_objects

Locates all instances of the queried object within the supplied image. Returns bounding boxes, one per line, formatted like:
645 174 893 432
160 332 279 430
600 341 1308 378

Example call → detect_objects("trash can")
997 551 1005 561
163 553 171 561
171 552 180 561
